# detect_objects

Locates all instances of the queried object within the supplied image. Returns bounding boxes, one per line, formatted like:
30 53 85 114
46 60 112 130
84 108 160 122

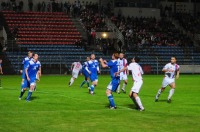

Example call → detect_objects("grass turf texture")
0 75 200 132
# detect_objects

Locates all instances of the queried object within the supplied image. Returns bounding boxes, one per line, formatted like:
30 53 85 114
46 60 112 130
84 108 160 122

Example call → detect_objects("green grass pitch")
0 75 200 132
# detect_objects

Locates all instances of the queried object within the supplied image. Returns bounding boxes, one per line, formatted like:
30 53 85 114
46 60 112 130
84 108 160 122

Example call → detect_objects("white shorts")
72 71 79 78
162 77 175 88
131 80 143 93
120 74 128 81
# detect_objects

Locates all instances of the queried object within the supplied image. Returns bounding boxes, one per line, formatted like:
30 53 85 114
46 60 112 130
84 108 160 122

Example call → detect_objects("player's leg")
129 91 140 109
106 80 118 109
26 81 35 102
131 81 144 111
155 78 168 102
19 79 27 100
89 80 97 95
121 76 128 93
69 72 77 86
167 81 176 103
117 77 122 94
80 78 87 88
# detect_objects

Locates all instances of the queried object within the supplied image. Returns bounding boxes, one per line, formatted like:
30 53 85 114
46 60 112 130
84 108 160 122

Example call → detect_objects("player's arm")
85 64 91 74
71 63 74 71
0 66 3 74
176 69 180 80
37 67 42 82
99 58 108 68
25 68 30 81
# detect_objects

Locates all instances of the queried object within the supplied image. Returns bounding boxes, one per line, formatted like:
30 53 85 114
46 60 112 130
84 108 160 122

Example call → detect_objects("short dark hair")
171 56 177 60
134 56 140 63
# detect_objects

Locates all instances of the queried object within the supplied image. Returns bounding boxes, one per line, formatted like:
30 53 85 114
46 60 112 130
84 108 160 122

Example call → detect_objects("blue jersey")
22 57 32 69
86 60 99 74
26 60 41 80
82 62 88 72
107 60 120 78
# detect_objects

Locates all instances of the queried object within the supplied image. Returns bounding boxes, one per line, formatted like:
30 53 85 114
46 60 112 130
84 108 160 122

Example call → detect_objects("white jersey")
127 62 143 82
118 58 128 75
163 63 180 79
72 62 82 73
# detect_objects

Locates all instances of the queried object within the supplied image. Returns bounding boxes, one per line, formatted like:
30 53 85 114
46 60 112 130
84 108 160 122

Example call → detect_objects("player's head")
112 53 119 60
132 56 140 63
86 56 90 61
28 51 33 58
91 54 95 60
119 53 124 59
171 56 177 64
33 54 39 61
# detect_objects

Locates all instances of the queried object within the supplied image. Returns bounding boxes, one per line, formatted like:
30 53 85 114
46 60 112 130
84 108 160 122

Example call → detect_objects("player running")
117 57 145 111
22 54 41 102
19 51 33 100
155 56 180 103
80 57 90 88
99 53 120 109
117 53 128 94
86 54 100 95
69 61 82 87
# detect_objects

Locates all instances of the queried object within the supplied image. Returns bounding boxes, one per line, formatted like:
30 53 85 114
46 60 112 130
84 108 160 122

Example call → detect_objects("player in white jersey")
117 53 128 94
69 61 82 86
117 57 145 111
155 56 180 103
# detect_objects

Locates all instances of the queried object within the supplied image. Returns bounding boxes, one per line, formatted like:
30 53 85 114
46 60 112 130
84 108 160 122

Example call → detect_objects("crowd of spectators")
111 15 193 50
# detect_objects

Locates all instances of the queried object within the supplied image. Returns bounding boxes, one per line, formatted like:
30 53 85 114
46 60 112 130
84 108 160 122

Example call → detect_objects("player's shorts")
162 77 175 88
107 77 120 92
72 71 79 78
21 78 36 89
131 80 143 94
82 70 89 78
120 74 128 81
22 69 26 79
90 74 98 82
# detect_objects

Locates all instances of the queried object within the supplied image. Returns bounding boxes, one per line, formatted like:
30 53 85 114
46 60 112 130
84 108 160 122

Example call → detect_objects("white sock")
117 85 120 92
135 96 144 109
70 78 74 86
168 89 175 100
122 83 127 90
156 89 162 99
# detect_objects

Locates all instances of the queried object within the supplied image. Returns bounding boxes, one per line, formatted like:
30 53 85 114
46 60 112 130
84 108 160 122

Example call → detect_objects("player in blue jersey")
19 51 33 100
80 57 90 88
85 54 100 95
99 53 120 109
20 54 41 102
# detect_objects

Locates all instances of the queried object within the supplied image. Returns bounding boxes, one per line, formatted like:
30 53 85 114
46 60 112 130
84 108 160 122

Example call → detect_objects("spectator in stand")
42 1 46 12
37 2 41 12
28 1 33 11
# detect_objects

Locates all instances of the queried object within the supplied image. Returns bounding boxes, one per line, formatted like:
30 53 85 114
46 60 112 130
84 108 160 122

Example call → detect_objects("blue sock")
87 81 90 87
80 80 86 88
26 90 33 101
90 85 94 92
108 94 115 107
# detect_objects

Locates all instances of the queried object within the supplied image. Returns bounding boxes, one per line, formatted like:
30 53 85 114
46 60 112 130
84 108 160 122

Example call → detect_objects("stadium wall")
114 7 160 19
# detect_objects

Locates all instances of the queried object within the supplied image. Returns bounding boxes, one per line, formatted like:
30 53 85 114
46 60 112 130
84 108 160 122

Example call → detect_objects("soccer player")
80 57 90 88
25 54 41 102
99 53 120 109
19 51 33 100
155 56 180 103
117 57 145 111
117 53 128 94
69 61 82 86
85 54 100 95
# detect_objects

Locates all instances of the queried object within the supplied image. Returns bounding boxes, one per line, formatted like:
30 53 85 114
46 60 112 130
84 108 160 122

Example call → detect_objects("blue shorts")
107 77 120 92
22 69 26 79
21 78 36 89
90 74 98 82
83 71 89 78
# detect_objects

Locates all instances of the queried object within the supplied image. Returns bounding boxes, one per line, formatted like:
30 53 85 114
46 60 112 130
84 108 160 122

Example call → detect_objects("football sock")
122 83 127 90
130 96 140 109
19 89 25 98
117 85 120 92
168 89 175 100
26 90 33 101
69 78 74 86
156 89 162 99
90 85 94 93
86 80 90 87
108 94 115 107
80 80 86 87
135 96 144 109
